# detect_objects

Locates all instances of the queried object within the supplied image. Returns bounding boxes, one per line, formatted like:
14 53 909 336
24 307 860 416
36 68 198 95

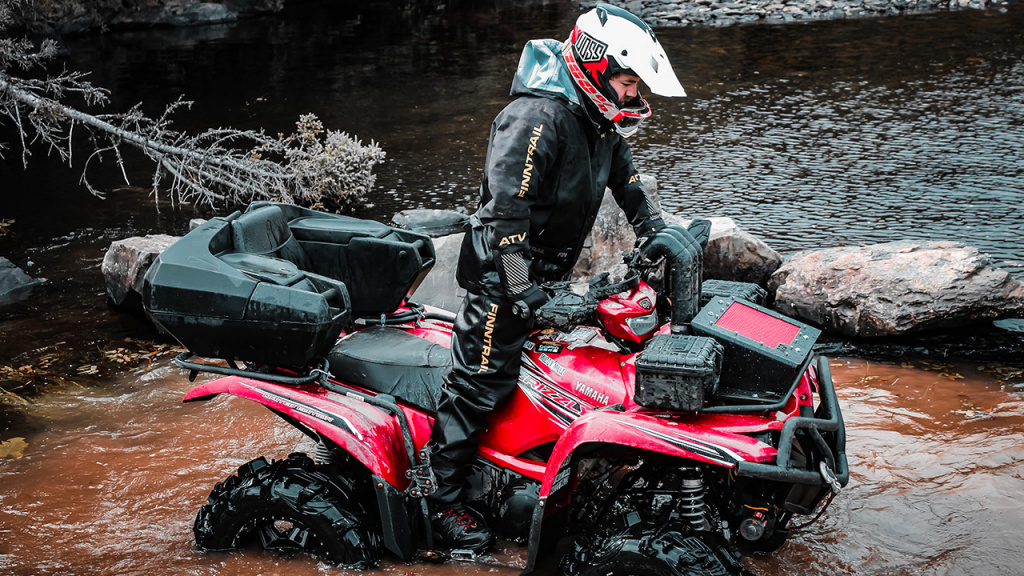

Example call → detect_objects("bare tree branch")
1 1 386 212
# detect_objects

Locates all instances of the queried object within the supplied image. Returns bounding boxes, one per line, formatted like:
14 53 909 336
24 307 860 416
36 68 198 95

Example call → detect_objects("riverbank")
5 0 283 35
6 0 1017 36
584 0 1013 26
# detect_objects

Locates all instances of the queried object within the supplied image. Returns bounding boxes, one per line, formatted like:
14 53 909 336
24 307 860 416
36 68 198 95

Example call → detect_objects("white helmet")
563 3 686 136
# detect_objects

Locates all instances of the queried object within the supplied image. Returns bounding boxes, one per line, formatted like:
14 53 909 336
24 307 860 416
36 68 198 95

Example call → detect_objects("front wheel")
193 453 380 567
561 521 749 576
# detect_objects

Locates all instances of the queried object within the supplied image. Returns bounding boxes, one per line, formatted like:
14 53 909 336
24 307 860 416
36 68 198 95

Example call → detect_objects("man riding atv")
427 3 697 551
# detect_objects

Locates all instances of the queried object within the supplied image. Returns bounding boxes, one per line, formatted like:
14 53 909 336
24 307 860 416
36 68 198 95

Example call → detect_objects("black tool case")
635 334 724 412
143 202 435 367
692 297 820 404
700 279 768 307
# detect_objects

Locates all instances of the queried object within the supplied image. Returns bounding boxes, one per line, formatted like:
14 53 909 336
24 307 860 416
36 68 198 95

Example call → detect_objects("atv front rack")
733 355 849 490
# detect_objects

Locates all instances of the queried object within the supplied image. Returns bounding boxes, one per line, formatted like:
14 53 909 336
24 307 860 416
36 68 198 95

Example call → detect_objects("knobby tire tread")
193 452 380 568
561 521 750 576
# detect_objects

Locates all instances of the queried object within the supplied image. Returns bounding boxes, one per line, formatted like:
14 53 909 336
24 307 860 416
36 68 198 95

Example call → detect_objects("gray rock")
390 209 469 238
102 234 179 310
768 241 1024 337
571 174 661 281
410 232 466 313
567 176 780 286
668 216 782 285
0 257 44 306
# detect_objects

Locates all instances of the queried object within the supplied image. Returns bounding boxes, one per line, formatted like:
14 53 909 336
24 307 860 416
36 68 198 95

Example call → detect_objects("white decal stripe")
623 421 743 466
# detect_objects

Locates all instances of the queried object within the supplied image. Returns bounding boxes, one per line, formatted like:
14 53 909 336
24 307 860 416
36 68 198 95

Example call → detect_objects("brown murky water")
3 357 1023 576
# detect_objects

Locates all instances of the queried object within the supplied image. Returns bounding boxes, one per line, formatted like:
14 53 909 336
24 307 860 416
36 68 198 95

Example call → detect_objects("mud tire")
561 521 749 576
193 453 380 567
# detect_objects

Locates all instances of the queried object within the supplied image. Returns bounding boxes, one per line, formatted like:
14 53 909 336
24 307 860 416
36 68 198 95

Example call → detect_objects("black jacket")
457 39 664 302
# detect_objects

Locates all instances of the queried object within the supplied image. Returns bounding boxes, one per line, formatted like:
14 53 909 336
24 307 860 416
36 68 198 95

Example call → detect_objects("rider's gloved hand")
511 285 549 320
634 219 666 254
637 223 703 263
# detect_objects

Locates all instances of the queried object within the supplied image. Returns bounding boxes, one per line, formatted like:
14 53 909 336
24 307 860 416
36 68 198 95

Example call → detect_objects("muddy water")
3 358 1023 576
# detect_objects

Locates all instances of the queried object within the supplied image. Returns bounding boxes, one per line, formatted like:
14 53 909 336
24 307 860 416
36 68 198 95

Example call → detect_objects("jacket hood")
510 39 582 109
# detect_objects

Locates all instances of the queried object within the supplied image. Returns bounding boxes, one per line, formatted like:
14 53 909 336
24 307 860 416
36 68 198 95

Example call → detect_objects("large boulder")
769 241 1024 337
101 235 179 312
404 175 782 310
571 176 781 285
691 217 782 285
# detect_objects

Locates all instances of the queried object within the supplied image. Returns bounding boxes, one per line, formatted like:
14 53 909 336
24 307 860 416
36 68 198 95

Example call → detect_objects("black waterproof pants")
428 291 533 504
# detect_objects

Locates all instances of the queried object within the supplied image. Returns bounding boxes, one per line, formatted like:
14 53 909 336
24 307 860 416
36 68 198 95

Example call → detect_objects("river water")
2 0 1024 574
2 358 1022 576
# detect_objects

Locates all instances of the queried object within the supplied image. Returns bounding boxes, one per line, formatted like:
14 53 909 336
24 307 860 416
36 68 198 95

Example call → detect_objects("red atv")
143 202 848 575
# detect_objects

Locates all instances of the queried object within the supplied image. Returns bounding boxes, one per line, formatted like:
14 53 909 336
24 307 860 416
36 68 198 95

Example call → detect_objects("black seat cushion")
327 326 450 413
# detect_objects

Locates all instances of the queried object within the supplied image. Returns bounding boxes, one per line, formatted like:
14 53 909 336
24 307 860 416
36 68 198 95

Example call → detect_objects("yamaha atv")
143 201 848 575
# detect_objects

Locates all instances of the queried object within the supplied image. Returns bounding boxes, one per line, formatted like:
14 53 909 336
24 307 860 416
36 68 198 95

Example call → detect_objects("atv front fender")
184 376 413 488
519 409 775 575
538 409 776 499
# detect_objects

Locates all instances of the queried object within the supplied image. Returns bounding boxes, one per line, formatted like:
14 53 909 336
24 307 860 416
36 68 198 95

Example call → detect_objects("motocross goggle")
612 96 652 138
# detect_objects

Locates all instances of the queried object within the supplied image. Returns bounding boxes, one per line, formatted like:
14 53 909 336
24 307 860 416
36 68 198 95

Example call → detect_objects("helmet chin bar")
562 40 651 137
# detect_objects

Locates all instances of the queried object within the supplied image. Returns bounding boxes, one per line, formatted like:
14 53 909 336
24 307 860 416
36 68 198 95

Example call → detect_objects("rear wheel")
193 453 380 567
561 521 748 576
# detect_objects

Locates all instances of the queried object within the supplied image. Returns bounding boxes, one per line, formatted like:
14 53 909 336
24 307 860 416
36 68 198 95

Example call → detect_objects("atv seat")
327 326 449 413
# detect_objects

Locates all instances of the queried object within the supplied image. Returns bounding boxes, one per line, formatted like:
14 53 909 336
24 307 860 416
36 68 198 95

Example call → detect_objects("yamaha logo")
575 31 607 63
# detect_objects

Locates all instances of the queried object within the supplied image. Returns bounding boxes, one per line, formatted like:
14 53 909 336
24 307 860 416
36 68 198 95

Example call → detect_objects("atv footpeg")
448 549 478 562
405 462 437 498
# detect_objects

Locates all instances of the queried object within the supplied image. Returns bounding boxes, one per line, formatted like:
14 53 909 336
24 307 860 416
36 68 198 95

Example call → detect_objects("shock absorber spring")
312 442 335 465
678 468 706 530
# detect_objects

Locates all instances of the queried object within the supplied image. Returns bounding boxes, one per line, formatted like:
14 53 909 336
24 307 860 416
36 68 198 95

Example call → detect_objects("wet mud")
2 357 1023 576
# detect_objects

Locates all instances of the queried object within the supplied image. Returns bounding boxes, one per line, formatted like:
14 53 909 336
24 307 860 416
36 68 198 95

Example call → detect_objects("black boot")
428 502 496 551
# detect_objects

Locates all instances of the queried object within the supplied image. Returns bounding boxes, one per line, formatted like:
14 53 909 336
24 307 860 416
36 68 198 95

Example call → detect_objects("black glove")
634 220 667 254
534 288 597 331
511 285 549 320
638 224 703 265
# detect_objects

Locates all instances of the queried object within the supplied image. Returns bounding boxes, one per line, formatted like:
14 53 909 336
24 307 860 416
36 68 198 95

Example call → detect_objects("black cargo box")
635 334 724 412
692 297 820 404
143 202 435 367
700 279 767 307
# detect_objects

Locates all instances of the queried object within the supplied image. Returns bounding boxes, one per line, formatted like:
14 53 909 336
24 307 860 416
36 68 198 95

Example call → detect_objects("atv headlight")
625 311 659 337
